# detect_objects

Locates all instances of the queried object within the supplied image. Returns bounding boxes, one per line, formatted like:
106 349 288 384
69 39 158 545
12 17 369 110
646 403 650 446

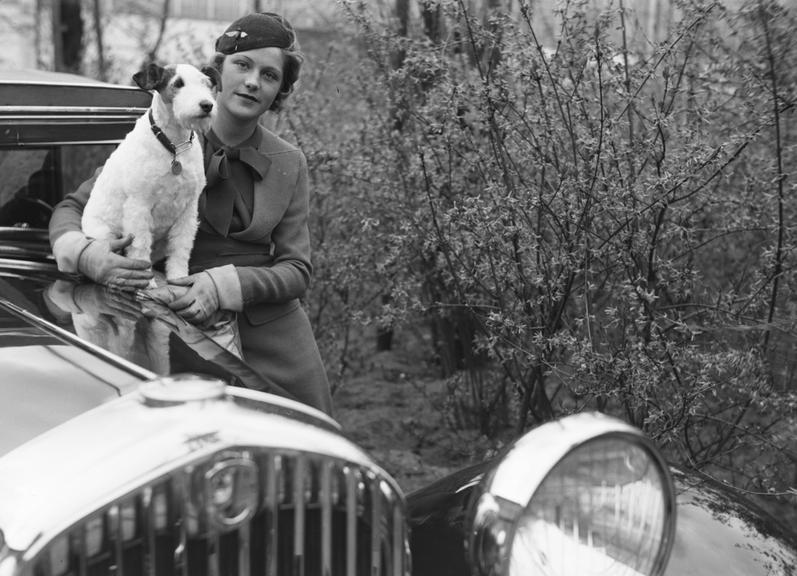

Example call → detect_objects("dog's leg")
81 216 114 242
144 320 171 375
122 197 158 288
164 203 199 281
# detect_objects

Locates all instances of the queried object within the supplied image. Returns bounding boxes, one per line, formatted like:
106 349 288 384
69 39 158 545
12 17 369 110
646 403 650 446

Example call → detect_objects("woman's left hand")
167 272 221 328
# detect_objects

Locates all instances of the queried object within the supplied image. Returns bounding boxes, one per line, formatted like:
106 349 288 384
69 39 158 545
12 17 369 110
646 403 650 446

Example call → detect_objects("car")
0 69 794 576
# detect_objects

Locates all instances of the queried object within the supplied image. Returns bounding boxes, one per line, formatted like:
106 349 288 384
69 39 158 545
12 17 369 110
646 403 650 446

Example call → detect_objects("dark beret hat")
215 12 297 54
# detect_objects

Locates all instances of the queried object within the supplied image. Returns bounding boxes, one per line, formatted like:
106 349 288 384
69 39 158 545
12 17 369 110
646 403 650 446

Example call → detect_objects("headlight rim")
468 412 677 576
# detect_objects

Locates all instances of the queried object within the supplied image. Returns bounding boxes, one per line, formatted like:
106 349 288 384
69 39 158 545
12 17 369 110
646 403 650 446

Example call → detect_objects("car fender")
406 462 797 576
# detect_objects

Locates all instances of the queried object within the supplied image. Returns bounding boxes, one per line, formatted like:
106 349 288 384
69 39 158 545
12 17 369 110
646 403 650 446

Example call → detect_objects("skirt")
237 300 333 416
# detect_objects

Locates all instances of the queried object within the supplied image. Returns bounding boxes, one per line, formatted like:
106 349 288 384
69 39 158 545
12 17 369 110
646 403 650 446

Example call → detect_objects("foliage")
283 0 796 519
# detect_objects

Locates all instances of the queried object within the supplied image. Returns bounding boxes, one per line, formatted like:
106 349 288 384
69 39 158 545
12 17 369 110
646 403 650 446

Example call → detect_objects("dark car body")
0 70 794 576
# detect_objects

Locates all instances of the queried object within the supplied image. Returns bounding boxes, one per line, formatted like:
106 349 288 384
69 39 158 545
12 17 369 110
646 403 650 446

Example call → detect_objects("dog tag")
171 159 182 175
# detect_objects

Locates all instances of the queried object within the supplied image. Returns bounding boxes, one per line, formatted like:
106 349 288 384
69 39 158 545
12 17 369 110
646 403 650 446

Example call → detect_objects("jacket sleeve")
208 150 313 311
48 169 99 274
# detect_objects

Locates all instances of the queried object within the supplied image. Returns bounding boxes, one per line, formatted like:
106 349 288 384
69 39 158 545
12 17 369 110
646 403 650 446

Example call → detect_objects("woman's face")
217 47 285 123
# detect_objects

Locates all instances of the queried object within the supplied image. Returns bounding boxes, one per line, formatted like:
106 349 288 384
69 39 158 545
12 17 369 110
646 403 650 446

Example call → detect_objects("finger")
107 234 135 253
167 275 194 286
108 294 142 316
111 255 154 270
176 307 203 324
114 268 154 281
110 278 152 292
138 288 171 305
171 295 197 311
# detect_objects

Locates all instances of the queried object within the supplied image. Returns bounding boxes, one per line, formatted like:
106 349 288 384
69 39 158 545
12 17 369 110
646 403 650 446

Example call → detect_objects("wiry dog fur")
82 63 219 285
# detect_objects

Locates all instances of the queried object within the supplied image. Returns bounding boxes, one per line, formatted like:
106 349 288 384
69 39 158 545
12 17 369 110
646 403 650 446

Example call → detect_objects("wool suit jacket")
49 125 314 326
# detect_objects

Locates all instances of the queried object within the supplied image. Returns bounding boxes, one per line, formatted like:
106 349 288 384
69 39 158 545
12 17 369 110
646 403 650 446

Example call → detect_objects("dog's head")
133 63 219 133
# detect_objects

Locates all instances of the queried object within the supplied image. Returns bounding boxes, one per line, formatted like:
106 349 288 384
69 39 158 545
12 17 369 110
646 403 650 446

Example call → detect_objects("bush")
284 0 796 521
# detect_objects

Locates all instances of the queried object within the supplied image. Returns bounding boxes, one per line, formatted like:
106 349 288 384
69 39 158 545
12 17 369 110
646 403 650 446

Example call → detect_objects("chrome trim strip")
0 258 56 271
228 388 340 431
2 139 126 147
0 107 146 115
0 78 143 90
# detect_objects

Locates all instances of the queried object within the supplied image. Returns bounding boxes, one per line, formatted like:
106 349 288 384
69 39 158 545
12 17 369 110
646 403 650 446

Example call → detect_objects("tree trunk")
52 0 84 73
92 0 106 80
146 0 172 65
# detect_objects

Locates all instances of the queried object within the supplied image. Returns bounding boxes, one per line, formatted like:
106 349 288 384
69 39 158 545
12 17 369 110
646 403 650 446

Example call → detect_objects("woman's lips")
235 92 259 103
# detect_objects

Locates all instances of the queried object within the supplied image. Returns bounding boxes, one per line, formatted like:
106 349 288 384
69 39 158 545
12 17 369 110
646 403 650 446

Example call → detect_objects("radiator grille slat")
320 461 333 576
293 456 306 576
345 466 358 576
370 475 382 576
30 449 407 576
265 454 279 576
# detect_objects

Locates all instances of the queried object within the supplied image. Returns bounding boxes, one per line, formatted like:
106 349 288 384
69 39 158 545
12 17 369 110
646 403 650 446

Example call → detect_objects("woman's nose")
244 72 259 89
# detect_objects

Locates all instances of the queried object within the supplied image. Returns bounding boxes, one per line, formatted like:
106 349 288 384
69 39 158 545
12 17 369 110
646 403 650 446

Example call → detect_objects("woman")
48 12 333 415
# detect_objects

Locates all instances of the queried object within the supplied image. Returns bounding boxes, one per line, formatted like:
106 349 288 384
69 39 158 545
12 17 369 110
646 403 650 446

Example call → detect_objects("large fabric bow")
203 146 270 236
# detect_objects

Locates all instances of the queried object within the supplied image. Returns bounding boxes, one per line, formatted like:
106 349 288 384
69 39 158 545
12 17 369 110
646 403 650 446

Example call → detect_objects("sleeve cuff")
45 279 82 314
52 231 91 274
205 264 244 312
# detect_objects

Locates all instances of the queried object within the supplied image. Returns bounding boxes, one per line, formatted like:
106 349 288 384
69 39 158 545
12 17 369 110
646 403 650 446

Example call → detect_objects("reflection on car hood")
0 339 143 457
665 469 797 576
0 269 298 457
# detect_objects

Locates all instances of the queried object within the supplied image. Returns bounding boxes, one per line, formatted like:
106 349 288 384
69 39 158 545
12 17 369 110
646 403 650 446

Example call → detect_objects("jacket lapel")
229 126 274 243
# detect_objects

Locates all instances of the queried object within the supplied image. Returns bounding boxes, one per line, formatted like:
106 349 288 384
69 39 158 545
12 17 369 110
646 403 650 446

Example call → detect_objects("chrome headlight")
470 413 676 576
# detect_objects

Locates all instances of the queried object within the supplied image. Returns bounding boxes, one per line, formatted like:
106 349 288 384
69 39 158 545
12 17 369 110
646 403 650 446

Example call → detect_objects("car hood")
0 339 143 457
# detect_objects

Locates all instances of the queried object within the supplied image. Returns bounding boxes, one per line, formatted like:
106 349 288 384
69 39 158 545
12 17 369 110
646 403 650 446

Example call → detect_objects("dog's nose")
200 101 214 114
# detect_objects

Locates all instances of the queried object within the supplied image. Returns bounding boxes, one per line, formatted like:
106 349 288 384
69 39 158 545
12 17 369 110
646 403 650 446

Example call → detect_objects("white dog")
82 62 219 286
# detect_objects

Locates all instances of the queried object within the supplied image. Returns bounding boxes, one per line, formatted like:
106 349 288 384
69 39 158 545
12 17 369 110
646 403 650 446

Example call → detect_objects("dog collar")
148 109 194 175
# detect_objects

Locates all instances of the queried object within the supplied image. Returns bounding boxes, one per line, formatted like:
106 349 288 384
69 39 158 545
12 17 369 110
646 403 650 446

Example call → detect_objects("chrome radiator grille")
30 448 408 576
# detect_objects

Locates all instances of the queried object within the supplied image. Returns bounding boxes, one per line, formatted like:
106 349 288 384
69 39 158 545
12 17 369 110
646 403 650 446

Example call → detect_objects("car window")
0 144 116 229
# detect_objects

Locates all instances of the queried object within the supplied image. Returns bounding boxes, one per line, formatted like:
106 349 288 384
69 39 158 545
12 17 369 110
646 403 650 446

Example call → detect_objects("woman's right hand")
78 234 153 291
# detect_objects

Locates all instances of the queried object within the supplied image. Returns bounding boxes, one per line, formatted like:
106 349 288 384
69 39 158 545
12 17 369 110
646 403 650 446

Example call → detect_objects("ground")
330 341 797 529
331 347 489 494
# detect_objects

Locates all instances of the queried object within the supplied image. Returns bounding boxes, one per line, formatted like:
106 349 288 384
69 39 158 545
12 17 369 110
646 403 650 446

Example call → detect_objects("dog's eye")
174 77 184 88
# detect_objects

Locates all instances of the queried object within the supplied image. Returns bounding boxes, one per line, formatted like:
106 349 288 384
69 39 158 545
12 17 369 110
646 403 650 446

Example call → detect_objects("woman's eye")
235 61 248 70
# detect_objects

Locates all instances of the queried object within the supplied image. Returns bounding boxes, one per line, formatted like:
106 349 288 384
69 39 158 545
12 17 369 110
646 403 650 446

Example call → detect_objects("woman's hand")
46 279 143 322
78 234 153 291
167 272 221 328
72 284 144 322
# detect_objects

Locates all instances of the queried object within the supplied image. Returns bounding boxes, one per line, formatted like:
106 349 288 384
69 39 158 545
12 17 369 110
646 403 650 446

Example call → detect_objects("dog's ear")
201 65 222 92
133 62 170 91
